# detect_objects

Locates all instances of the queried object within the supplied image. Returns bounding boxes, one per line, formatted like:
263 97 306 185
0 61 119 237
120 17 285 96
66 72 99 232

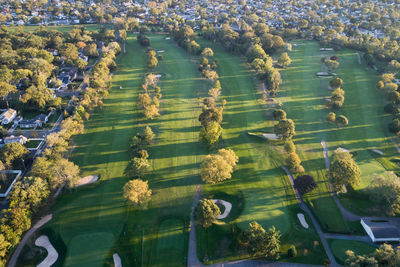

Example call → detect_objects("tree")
244 222 281 259
329 149 361 191
199 108 223 126
283 141 296 153
201 149 238 184
8 177 49 212
278 52 292 68
147 56 158 68
137 93 151 109
329 78 343 89
273 109 287 120
51 158 81 189
143 126 155 145
326 112 336 122
294 175 317 195
195 198 220 228
345 250 378 267
199 121 222 146
125 156 150 178
274 119 296 139
201 48 214 58
123 179 152 208
285 152 303 173
0 82 16 108
368 172 400 216
335 115 349 126
143 104 160 119
0 143 29 169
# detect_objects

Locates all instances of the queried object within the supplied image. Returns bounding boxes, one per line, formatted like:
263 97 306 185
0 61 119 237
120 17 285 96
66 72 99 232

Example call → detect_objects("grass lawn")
36 34 207 266
25 140 42 149
281 40 398 227
328 239 376 265
194 38 328 264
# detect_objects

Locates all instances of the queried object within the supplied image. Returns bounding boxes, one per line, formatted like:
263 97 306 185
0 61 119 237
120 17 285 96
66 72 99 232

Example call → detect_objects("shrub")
288 245 297 258
283 141 296 153
336 115 348 126
326 112 336 122
294 175 317 195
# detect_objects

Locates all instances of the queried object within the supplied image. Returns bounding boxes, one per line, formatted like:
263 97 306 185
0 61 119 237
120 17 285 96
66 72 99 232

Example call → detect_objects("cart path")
7 214 53 267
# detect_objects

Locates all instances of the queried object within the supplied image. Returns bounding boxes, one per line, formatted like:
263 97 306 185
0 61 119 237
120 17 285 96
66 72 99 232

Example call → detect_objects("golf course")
15 34 395 266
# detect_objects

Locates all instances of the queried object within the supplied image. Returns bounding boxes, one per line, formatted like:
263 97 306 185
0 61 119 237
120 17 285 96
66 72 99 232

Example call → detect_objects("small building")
361 218 400 243
0 109 17 125
4 135 27 145
19 114 48 129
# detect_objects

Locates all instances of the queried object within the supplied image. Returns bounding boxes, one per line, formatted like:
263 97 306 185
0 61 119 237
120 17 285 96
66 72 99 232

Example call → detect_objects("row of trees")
198 48 225 147
0 34 121 264
283 140 305 174
171 25 201 55
346 244 400 267
329 149 361 192
137 73 162 120
123 126 155 209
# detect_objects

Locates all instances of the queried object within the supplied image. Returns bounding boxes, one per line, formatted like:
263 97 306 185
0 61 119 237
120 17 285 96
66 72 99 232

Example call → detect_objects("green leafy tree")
244 222 281 259
274 119 296 139
201 148 238 184
329 149 361 191
199 121 222 146
123 179 152 208
0 143 29 169
283 141 296 153
125 156 150 178
195 198 221 228
143 126 155 145
278 52 292 68
368 172 400 216
273 109 287 120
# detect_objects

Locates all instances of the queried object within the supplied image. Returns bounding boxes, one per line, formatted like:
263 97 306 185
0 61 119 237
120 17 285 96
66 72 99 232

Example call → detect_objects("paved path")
281 167 340 267
187 185 333 267
7 214 53 267
323 233 375 245
320 141 361 221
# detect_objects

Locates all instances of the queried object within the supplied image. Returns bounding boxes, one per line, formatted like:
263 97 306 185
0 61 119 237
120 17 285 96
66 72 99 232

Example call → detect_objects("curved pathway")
8 214 53 267
188 181 340 267
320 141 361 221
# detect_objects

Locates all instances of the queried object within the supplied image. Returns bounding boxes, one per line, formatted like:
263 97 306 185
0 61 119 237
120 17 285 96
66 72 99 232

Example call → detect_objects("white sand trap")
157 50 165 53
297 213 309 229
262 133 280 140
113 253 122 267
75 175 99 187
212 199 232 219
316 72 330 75
372 149 383 155
154 74 162 78
165 37 171 40
35 235 58 267
324 98 331 102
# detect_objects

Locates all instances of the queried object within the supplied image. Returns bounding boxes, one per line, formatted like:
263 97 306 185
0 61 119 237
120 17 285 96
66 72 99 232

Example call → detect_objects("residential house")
0 108 17 125
361 218 400 243
19 114 49 129
4 135 27 145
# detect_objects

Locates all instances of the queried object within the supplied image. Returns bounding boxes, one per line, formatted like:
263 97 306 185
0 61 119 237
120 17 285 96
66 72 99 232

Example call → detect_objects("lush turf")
328 239 376 265
40 34 207 266
280 40 398 227
195 38 327 264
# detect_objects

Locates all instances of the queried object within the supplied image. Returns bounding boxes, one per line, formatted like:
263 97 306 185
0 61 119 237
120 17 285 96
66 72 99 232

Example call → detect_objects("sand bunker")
212 199 232 219
297 213 309 229
157 50 165 53
372 149 383 155
35 235 58 267
75 175 99 187
113 253 122 267
262 133 280 140
165 37 171 40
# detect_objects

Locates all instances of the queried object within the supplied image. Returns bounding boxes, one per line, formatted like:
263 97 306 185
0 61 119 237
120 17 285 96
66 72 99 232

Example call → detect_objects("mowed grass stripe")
49 36 147 267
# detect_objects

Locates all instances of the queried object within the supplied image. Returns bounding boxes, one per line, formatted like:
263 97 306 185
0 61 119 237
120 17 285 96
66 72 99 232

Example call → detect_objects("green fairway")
281 40 397 223
45 34 206 266
328 239 376 265
151 219 185 266
195 38 327 264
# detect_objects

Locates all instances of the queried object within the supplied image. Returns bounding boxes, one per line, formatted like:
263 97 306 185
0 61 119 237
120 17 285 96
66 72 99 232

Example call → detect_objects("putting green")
65 232 114 267
328 239 376 265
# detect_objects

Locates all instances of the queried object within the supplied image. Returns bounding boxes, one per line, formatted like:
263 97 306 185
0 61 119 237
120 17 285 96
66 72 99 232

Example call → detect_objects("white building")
0 109 17 125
